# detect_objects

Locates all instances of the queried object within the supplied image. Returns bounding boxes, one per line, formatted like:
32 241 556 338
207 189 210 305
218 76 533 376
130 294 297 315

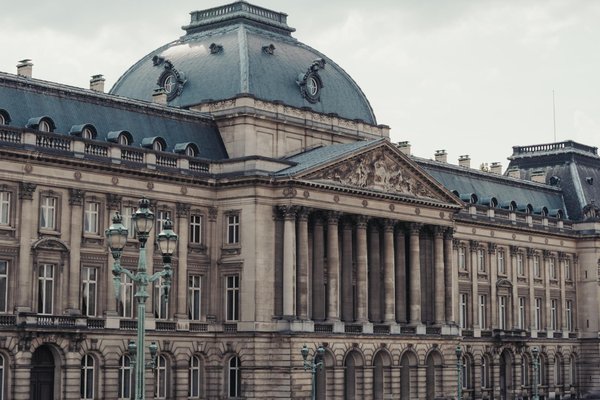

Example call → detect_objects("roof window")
141 136 167 152
26 116 56 132
174 142 199 157
107 130 133 146
0 109 11 125
69 124 97 140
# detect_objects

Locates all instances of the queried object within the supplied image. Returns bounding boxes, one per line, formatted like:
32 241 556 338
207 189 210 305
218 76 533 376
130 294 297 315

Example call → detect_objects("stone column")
282 206 297 318
104 194 122 316
527 248 535 331
175 202 190 319
489 243 497 330
470 240 479 329
326 212 340 321
559 253 568 331
297 208 310 320
395 226 407 323
312 216 326 320
509 245 519 329
16 182 37 312
207 207 219 320
368 222 381 322
383 219 396 324
444 229 455 324
355 216 368 323
341 218 354 322
408 223 422 326
543 250 552 331
67 188 84 315
433 226 445 325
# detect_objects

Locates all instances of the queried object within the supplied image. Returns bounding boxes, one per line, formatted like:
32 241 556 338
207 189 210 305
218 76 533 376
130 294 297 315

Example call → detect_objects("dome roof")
110 1 377 125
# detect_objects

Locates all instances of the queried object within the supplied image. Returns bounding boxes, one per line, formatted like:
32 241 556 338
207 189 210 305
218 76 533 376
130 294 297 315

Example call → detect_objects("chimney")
17 59 33 78
434 149 447 163
90 74 105 92
458 155 470 168
507 167 520 179
531 170 546 184
152 87 168 105
490 162 502 175
397 141 411 156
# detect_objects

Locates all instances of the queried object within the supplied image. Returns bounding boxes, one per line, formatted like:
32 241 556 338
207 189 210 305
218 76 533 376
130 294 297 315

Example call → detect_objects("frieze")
306 148 437 198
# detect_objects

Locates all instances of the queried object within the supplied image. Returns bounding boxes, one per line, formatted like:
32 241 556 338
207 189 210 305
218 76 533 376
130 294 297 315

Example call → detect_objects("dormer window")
26 116 55 133
69 124 97 140
141 136 167 152
82 128 93 139
0 114 5 126
0 109 10 125
39 120 51 132
107 130 133 146
174 142 199 157
153 141 163 151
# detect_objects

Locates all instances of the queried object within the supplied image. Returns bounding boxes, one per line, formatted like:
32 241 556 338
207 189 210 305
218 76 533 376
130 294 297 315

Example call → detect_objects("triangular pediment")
297 142 460 205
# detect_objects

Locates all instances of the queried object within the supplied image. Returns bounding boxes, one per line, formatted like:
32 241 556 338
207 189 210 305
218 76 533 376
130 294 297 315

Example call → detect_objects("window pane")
0 192 9 225
0 261 6 313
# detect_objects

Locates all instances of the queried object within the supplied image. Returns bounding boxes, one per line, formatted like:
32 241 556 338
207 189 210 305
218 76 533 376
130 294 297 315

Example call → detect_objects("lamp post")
456 345 463 400
531 346 540 400
106 198 178 400
301 344 325 400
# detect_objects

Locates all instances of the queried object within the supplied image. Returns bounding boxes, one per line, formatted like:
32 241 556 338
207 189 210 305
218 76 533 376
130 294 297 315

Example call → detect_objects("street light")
106 198 178 400
531 346 540 400
301 344 325 400
456 345 463 400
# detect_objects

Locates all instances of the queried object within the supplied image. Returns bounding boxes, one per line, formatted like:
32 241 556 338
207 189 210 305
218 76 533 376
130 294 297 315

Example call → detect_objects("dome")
110 1 377 125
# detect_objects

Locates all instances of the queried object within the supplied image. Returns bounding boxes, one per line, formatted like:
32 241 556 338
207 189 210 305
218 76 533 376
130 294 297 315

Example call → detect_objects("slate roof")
110 1 377 125
0 72 228 160
507 141 600 221
273 139 382 176
416 158 568 217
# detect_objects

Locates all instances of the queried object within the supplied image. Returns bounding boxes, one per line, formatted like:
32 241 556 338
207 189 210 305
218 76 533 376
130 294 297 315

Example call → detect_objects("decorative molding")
208 207 218 222
176 202 190 218
68 188 85 206
469 240 479 252
488 242 497 254
19 182 37 200
509 245 519 256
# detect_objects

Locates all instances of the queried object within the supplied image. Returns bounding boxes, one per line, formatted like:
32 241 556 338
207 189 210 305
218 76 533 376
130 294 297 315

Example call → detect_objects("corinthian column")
355 216 368 323
341 219 354 322
444 229 455 324
395 226 407 323
433 226 445 325
282 206 297 318
409 223 422 326
383 219 396 323
297 208 310 320
16 182 37 312
368 222 381 322
67 188 85 314
326 212 341 321
175 202 190 319
312 216 326 320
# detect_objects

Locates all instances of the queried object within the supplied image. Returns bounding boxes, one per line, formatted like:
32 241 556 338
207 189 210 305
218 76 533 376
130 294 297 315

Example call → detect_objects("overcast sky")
2 0 599 169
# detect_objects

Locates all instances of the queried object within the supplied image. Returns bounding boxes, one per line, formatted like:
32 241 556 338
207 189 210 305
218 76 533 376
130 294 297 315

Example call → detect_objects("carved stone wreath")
154 57 187 101
296 59 326 103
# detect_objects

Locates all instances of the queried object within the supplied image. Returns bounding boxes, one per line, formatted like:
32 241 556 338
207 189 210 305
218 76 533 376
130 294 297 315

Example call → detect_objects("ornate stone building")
0 2 598 399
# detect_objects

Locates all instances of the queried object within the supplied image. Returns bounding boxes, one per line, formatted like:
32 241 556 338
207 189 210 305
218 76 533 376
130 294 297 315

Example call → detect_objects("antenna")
552 90 557 142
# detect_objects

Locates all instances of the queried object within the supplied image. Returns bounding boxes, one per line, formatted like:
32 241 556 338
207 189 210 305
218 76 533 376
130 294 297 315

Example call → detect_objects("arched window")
154 354 168 399
569 355 577 387
521 354 530 387
80 354 95 399
118 355 132 399
0 353 5 400
38 120 51 132
426 351 443 400
81 128 93 140
462 354 473 391
189 355 203 398
400 351 418 399
373 351 391 399
118 134 129 146
344 351 362 399
480 355 491 389
228 356 241 398
153 140 164 151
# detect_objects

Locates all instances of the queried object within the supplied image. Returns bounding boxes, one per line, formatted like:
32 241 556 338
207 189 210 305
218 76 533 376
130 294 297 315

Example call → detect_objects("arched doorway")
30 345 55 400
499 350 513 400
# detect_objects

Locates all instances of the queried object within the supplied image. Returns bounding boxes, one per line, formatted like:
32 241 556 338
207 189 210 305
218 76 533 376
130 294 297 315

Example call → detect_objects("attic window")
153 141 163 151
106 130 133 146
39 120 51 132
174 142 199 157
0 114 5 125
82 128 93 140
0 109 10 125
69 124 97 139
118 135 129 146
141 136 167 152
296 59 326 104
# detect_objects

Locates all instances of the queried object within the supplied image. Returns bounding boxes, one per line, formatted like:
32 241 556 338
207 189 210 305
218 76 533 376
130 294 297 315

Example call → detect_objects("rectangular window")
121 206 136 238
156 210 171 236
84 201 99 234
549 258 557 280
535 297 543 330
477 249 486 273
0 260 7 313
81 267 97 317
226 275 240 321
518 297 526 330
478 294 487 328
459 293 468 329
40 196 57 230
566 300 573 331
533 255 541 278
227 214 240 245
498 296 507 330
119 274 134 318
154 277 169 320
551 299 558 330
517 253 524 276
497 250 506 275
0 191 10 225
565 259 572 281
188 275 202 320
190 215 203 244
38 264 54 314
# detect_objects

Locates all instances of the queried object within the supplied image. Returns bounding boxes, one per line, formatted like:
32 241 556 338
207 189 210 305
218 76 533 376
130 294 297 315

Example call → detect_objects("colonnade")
275 206 455 326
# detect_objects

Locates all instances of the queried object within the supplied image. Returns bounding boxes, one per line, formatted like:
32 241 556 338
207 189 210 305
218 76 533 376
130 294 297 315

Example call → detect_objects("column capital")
488 242 497 254
452 238 461 249
509 245 519 255
176 202 190 218
69 188 85 206
297 207 311 221
326 210 342 224
526 247 535 258
433 225 445 237
557 251 567 260
542 249 552 259
409 222 422 234
383 219 396 231
208 206 218 221
276 204 298 220
19 182 37 200
443 227 454 240
469 239 479 252
106 193 120 210
354 215 369 228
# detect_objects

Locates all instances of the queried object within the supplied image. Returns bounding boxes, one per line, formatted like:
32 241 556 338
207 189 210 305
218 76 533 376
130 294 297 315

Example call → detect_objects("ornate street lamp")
456 345 463 400
106 198 178 400
532 346 540 400
301 344 325 400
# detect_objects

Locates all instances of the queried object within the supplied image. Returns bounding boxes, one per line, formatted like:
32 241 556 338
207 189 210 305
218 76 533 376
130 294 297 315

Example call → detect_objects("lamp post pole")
532 346 540 400
106 198 178 400
456 345 463 400
301 345 325 400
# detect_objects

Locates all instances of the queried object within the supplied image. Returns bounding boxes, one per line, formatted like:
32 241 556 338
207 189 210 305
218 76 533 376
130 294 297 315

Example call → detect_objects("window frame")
550 299 558 330
477 248 486 273
565 258 572 281
535 297 543 330
83 200 101 235
154 276 169 320
0 261 7 313
458 246 466 271
154 354 169 399
518 296 526 330
533 255 541 278
189 213 203 245
80 354 95 400
225 274 240 322
119 273 135 319
0 353 5 400
517 253 524 276
39 193 60 232
0 190 10 227
155 208 172 238
459 293 468 329
228 356 241 398
37 263 55 315
498 295 507 330
225 211 241 246
478 294 487 329
189 355 203 398
549 257 557 280
188 275 202 321
81 266 98 317
566 300 573 332
118 355 133 400
120 203 137 239
497 249 506 275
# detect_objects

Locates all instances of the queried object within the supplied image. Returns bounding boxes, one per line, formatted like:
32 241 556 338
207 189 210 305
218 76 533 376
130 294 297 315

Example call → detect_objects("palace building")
0 2 599 399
